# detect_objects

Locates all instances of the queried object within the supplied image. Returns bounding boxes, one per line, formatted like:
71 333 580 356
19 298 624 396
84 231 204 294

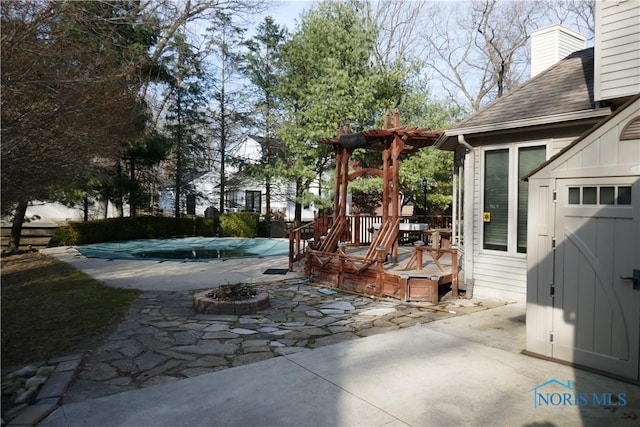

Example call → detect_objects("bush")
54 216 219 245
219 212 259 238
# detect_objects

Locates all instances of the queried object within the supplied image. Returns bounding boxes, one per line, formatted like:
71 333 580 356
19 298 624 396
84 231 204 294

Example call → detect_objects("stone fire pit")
193 284 270 315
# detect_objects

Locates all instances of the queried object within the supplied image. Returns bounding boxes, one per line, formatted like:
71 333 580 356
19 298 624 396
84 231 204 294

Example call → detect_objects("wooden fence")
0 224 59 250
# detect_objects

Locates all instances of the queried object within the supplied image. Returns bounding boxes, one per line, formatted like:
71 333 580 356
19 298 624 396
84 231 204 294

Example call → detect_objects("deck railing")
288 213 452 270
288 221 314 271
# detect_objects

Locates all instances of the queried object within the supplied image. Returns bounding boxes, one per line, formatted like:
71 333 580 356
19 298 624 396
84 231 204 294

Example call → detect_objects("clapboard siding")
595 0 640 101
466 135 580 303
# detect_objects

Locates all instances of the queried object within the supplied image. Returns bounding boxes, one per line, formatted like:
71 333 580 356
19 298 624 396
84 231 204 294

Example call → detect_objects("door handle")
620 269 640 290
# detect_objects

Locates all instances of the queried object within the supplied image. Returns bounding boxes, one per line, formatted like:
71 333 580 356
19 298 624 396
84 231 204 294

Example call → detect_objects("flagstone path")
63 279 506 403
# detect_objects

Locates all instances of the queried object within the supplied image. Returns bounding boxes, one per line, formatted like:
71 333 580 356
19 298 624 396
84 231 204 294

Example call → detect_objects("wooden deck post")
376 245 386 296
415 242 424 270
451 248 458 297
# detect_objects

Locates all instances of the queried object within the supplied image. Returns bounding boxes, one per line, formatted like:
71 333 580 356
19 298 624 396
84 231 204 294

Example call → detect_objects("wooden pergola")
291 110 459 303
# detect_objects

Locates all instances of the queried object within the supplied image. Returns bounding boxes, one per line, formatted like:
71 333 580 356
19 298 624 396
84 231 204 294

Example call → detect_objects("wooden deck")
303 242 458 304
292 111 452 303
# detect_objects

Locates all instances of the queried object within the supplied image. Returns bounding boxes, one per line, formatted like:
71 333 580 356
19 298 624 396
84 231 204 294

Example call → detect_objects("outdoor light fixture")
418 178 437 222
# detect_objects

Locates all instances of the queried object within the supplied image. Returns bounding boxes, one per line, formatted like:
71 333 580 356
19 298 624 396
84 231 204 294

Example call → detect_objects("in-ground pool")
76 237 289 261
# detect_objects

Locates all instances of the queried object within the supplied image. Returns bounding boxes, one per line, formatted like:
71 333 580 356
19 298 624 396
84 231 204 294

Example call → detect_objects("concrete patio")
34 246 640 427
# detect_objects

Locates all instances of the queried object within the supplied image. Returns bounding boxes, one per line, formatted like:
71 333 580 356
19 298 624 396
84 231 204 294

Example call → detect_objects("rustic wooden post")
305 249 312 278
333 148 343 217
376 245 386 296
400 273 409 302
289 223 294 271
337 242 347 289
451 247 459 297
354 214 361 247
432 230 441 248
415 240 424 270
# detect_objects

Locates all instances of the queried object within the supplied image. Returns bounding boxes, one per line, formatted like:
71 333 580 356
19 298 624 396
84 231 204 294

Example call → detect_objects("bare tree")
139 0 269 120
545 0 595 39
368 0 426 69
419 0 594 111
1 1 148 252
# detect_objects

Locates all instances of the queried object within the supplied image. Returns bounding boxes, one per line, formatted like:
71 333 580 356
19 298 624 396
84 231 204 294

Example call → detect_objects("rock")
311 332 359 348
15 388 37 404
36 366 56 377
136 352 168 371
104 377 132 386
7 365 38 379
231 352 274 367
201 331 239 340
4 403 28 420
171 342 238 355
229 328 258 335
185 356 228 368
359 307 397 316
274 347 310 356
79 363 119 381
180 367 217 378
202 323 230 332
25 376 47 390
319 301 355 311
141 375 180 387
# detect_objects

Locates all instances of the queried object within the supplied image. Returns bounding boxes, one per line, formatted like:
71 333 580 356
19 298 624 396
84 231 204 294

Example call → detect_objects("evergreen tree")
243 16 289 224
277 0 381 223
163 30 209 218
206 12 250 214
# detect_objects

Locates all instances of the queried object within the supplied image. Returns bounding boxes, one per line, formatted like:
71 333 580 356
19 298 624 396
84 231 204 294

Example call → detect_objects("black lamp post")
418 178 436 223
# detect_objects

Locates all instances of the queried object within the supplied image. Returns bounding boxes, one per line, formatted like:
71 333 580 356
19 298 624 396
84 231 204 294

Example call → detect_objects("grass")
1 252 140 367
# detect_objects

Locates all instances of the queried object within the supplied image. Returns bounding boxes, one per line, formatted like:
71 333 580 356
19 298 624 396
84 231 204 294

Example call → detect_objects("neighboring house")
436 1 639 381
158 135 320 221
15 199 124 223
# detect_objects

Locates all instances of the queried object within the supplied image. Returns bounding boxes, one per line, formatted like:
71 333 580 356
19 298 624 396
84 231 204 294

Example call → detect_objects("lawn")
1 252 140 367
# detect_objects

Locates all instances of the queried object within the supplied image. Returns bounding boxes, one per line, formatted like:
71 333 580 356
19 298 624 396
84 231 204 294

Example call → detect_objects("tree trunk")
129 156 137 217
83 196 89 222
7 201 28 254
265 177 271 223
294 178 303 225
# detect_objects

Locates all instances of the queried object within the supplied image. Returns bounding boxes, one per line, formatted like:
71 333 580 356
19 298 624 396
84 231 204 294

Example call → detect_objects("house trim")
436 108 611 145
524 94 640 180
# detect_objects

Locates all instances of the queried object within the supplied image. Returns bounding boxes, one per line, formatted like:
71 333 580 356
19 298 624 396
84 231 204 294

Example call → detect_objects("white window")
482 144 547 254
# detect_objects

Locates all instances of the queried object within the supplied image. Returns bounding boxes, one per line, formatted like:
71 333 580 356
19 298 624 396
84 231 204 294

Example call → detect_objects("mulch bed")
205 284 257 301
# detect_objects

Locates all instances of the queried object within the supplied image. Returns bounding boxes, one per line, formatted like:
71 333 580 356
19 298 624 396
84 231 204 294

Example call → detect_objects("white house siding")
23 199 124 222
531 25 586 78
466 134 586 303
594 0 640 102
468 146 529 302
532 99 640 181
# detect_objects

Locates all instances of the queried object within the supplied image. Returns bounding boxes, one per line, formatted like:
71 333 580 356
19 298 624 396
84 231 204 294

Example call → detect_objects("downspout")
459 134 475 298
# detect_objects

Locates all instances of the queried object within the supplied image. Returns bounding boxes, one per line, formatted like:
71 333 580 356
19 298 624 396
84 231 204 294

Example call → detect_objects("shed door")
553 177 640 381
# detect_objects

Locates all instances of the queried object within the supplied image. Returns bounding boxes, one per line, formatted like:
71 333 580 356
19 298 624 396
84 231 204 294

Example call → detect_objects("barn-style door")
552 177 640 381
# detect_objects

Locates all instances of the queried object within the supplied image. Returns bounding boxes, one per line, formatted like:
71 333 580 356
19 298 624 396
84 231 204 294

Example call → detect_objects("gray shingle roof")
451 48 595 130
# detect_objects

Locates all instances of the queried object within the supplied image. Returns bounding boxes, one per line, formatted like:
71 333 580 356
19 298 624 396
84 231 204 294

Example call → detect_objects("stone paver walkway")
64 279 506 403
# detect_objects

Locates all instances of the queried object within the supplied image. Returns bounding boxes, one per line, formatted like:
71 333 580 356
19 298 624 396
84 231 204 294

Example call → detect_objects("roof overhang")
434 107 612 151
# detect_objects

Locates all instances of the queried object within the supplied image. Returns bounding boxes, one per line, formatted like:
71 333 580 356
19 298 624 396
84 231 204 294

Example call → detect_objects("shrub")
54 216 219 245
219 212 259 238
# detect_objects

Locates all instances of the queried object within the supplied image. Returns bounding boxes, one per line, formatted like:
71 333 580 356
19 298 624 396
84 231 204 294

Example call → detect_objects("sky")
253 0 317 32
